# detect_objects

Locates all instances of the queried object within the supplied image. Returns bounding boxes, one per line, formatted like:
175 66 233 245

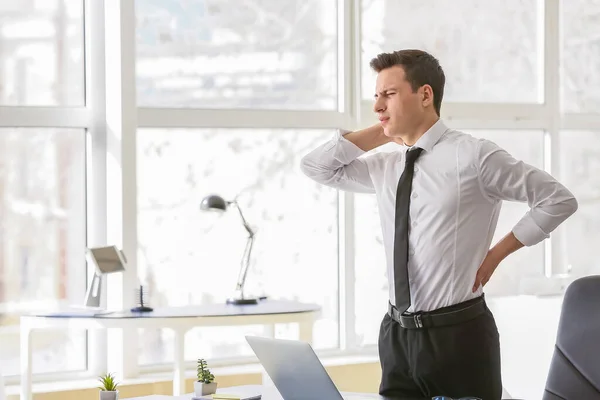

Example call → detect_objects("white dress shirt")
300 119 578 312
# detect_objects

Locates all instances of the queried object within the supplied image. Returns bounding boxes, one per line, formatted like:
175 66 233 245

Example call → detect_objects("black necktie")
393 147 423 313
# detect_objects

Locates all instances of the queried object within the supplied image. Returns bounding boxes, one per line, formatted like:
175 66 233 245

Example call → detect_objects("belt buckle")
414 313 423 328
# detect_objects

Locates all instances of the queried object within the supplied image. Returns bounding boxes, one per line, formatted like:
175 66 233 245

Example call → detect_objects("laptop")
245 335 377 400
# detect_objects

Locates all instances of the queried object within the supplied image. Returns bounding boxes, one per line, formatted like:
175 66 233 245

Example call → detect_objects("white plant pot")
99 391 119 400
194 381 218 396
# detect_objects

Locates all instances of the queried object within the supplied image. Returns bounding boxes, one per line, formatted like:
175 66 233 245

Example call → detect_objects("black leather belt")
388 296 486 329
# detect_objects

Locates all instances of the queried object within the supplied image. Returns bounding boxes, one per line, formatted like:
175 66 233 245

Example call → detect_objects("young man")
300 50 578 399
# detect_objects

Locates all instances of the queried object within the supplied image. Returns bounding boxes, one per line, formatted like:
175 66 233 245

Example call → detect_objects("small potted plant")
194 358 217 396
98 372 119 400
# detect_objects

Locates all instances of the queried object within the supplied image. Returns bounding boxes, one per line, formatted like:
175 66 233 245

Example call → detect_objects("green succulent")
197 358 215 383
98 372 119 391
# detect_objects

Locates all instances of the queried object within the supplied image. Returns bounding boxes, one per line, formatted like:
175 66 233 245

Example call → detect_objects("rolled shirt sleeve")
476 139 578 246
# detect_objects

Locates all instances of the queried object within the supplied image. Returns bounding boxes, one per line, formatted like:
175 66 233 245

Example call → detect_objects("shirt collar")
404 118 448 153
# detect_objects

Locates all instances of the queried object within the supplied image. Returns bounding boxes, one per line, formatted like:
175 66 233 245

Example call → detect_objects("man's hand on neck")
342 123 392 152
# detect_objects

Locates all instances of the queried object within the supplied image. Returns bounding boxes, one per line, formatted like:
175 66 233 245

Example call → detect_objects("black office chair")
542 275 600 400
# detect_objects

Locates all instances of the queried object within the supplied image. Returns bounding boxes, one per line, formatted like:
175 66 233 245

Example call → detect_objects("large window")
4 0 600 392
561 0 600 112
0 129 87 375
135 0 338 109
136 128 339 365
361 0 541 103
556 131 600 277
0 0 88 380
0 0 84 106
354 0 600 361
133 0 342 368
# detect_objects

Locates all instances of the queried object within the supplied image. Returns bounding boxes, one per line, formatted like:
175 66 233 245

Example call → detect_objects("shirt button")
412 193 418 199
414 167 419 173
409 249 415 256
413 221 418 227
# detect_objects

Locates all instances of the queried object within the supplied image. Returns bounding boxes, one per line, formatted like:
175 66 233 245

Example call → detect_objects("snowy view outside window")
0 0 84 106
135 0 338 110
561 0 600 112
361 0 541 103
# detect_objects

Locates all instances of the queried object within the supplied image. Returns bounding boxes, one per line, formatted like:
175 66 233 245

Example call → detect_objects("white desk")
126 384 424 400
20 300 320 400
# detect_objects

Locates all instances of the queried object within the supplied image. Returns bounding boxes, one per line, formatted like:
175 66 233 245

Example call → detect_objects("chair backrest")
543 275 600 399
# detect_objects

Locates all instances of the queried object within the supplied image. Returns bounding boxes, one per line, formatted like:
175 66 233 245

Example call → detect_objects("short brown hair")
370 49 445 116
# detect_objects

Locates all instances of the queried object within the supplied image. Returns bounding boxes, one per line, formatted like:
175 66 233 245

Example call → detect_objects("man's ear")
421 85 434 108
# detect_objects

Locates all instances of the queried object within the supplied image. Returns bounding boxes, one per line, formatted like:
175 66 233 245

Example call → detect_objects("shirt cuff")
512 212 550 247
323 129 366 163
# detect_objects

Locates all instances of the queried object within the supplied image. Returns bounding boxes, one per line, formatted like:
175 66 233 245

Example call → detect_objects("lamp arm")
234 235 254 298
230 200 255 237
229 200 255 299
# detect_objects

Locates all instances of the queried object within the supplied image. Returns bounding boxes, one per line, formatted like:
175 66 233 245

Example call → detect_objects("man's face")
373 65 424 138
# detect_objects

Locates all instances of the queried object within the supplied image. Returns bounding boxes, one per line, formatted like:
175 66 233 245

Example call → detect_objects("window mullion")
85 0 109 377
544 0 562 278
104 0 139 379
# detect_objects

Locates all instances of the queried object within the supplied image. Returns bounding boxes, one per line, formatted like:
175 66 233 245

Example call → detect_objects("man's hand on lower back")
472 231 524 292
472 249 502 292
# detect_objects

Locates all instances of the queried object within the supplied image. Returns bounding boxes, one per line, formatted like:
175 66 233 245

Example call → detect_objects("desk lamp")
200 194 260 305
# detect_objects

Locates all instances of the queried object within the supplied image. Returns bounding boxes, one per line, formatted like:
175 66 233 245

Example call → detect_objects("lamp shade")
200 194 228 211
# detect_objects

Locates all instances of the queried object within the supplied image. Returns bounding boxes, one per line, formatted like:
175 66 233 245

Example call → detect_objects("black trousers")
378 297 502 400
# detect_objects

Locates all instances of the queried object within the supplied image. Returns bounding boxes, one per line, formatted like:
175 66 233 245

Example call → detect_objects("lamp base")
226 297 259 305
130 305 154 312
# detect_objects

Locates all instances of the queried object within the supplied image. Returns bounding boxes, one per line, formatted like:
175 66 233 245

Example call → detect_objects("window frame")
4 0 600 385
